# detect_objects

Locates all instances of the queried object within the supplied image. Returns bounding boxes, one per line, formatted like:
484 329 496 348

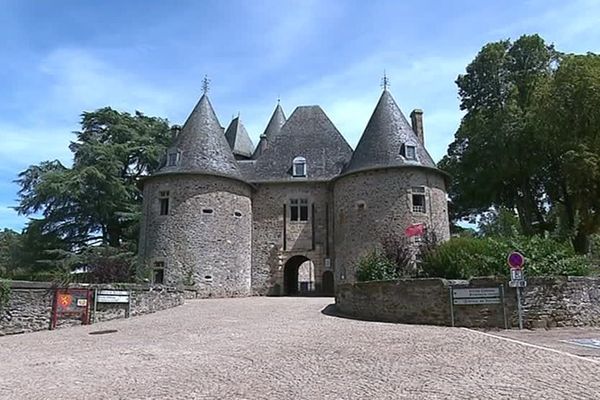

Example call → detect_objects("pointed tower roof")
155 94 244 181
253 105 352 181
224 116 254 159
342 90 436 176
253 103 286 158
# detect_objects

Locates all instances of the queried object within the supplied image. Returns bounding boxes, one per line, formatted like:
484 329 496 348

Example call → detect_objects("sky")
1 0 600 232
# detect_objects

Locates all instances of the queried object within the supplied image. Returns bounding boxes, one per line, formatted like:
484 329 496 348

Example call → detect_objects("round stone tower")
333 89 450 284
139 93 252 297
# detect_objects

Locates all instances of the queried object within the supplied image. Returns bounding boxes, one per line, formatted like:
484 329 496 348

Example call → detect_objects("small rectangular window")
159 191 170 215
290 198 309 221
411 187 426 213
153 261 165 284
167 152 179 167
406 145 416 160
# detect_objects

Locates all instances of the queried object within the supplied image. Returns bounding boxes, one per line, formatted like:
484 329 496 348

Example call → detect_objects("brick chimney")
410 109 424 144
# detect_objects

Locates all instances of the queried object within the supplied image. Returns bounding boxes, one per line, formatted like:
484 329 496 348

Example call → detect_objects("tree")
440 34 558 236
533 54 600 252
15 108 171 249
0 229 21 277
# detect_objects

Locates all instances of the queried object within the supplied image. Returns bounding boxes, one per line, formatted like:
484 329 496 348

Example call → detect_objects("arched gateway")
283 256 315 295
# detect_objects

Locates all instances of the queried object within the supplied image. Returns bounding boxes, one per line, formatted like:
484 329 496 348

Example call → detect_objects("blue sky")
1 0 600 231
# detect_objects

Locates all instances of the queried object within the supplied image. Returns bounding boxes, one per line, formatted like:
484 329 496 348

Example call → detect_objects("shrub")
355 249 400 282
421 235 591 279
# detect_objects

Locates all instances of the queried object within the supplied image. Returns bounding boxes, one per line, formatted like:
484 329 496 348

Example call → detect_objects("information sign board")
452 288 500 298
453 297 501 305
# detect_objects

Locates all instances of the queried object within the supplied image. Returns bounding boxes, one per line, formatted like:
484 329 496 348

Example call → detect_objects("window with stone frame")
411 187 426 213
167 151 180 167
159 190 170 215
292 156 307 177
290 198 309 221
400 143 417 160
153 261 165 284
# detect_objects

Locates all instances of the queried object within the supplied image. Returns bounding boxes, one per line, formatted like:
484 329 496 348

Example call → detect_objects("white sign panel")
452 288 500 299
97 295 130 303
509 280 527 288
98 290 129 296
453 297 501 305
510 269 524 281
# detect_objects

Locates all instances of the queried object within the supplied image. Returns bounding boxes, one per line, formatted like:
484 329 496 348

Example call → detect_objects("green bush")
421 235 591 279
355 249 401 282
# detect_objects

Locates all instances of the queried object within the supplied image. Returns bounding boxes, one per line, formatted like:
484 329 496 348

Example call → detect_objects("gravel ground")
1 297 599 399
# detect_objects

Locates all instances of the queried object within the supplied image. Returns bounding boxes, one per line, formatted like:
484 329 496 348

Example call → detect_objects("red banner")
405 223 425 237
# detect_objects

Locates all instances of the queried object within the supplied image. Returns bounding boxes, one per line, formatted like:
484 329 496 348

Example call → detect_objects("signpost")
449 286 507 328
93 290 131 322
50 288 92 330
508 251 526 329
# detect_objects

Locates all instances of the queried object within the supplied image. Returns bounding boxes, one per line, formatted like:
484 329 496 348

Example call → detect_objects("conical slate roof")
224 116 254 159
253 103 286 158
343 90 436 175
253 105 352 181
156 94 244 180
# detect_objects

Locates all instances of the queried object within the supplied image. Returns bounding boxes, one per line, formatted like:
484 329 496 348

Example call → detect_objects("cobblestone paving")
1 297 600 399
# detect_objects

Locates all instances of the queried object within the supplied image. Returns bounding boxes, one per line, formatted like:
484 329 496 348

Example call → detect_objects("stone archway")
283 256 314 295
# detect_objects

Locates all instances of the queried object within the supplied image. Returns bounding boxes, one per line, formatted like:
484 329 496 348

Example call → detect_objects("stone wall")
336 276 600 329
251 182 332 295
0 281 185 336
140 174 252 297
333 167 450 285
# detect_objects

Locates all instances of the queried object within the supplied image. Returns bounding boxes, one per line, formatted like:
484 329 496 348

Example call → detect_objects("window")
202 208 214 214
234 211 242 217
159 191 170 215
400 143 417 160
167 152 180 167
153 261 165 284
290 198 309 221
412 187 426 213
292 156 307 177
356 201 366 210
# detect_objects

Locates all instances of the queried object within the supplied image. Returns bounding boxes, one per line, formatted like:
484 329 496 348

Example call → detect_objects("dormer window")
293 156 307 177
167 151 180 167
400 143 417 160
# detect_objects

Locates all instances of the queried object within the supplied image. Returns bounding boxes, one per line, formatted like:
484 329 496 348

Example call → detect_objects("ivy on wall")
0 280 10 311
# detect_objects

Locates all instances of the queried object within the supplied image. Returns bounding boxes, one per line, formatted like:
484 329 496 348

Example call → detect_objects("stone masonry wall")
141 174 252 298
333 168 450 285
251 182 332 295
336 277 600 329
0 281 184 336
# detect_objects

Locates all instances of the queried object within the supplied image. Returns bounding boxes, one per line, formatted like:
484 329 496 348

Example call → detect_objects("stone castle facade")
138 87 450 297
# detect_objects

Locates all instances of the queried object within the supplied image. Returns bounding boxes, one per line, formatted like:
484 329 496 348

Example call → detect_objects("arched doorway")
322 271 334 295
283 256 315 295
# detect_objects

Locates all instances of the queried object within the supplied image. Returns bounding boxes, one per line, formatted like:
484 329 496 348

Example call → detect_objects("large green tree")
16 107 171 249
441 34 600 253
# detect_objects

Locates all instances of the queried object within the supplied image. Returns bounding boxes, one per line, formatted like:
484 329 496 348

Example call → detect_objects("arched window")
293 156 307 177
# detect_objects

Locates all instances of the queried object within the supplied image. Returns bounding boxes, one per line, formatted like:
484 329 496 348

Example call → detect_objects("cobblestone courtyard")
1 297 600 399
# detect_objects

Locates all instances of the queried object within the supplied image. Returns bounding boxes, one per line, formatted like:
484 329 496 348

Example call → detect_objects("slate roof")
252 103 286 158
154 94 244 181
342 90 436 176
224 116 254 159
251 105 352 182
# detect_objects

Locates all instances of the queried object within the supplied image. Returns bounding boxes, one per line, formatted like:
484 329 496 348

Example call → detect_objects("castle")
138 85 450 296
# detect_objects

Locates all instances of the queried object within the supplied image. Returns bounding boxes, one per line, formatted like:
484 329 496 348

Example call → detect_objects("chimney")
410 109 424 144
170 125 181 141
258 134 268 154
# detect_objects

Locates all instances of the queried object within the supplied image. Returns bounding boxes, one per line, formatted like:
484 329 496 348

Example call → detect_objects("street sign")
97 295 130 303
453 297 501 305
509 280 527 288
452 288 500 298
507 251 525 269
510 268 524 281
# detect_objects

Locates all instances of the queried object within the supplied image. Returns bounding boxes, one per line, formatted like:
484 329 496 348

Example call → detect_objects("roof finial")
381 70 390 91
202 75 211 95
277 94 281 104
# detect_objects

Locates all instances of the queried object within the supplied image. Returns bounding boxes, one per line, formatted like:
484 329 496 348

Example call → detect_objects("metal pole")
93 288 98 324
516 286 523 330
449 288 455 327
500 285 508 329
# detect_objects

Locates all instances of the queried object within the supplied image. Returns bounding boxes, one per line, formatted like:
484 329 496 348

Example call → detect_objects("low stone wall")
0 281 185 336
336 276 600 329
